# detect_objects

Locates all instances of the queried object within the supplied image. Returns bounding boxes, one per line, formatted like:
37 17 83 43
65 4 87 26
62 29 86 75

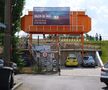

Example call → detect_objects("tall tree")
11 0 25 63
0 0 5 46
0 0 25 64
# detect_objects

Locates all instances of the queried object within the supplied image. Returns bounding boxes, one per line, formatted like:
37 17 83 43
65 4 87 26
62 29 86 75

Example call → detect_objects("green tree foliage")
11 0 25 64
12 0 25 35
85 33 95 41
0 0 25 65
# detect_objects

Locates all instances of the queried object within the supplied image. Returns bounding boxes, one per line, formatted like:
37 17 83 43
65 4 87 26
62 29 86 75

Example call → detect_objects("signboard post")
33 7 70 25
36 51 40 73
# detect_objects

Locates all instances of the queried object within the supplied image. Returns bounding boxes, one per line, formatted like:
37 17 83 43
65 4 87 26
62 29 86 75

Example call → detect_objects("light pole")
57 34 61 76
4 0 12 66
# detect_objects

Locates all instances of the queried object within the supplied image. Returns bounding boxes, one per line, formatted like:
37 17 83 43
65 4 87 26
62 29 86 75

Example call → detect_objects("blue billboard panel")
33 7 70 25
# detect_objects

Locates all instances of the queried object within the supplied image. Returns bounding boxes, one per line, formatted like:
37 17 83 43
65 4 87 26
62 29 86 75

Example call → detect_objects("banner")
33 7 70 25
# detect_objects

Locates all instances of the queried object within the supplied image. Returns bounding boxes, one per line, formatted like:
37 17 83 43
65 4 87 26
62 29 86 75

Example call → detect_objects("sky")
21 0 108 40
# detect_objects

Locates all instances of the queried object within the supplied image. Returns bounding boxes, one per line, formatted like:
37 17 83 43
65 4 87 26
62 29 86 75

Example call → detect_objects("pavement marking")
60 74 101 77
12 82 23 90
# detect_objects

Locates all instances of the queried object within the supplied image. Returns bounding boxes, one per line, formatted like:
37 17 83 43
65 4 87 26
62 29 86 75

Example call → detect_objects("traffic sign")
43 52 48 57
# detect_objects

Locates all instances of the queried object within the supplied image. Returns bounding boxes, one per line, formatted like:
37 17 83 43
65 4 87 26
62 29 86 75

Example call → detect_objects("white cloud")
23 0 47 15
80 0 108 38
24 0 85 10
22 0 108 39
58 0 85 10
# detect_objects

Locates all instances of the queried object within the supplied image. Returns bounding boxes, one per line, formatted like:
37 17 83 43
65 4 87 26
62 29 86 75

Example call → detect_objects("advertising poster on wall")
33 7 70 25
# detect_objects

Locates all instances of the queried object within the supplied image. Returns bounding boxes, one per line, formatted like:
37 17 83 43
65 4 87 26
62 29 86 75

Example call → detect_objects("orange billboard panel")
21 11 91 34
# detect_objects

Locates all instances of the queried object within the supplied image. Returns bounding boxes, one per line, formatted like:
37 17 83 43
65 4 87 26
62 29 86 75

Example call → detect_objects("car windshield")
83 57 89 60
68 57 76 59
89 57 94 61
0 59 4 64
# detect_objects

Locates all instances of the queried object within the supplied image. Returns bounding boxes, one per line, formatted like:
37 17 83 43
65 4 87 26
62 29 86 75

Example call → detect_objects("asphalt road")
15 68 108 90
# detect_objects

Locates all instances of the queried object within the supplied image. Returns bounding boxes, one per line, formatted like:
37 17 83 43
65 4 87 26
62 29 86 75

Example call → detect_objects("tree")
0 0 5 45
11 0 25 64
0 0 25 65
85 33 95 41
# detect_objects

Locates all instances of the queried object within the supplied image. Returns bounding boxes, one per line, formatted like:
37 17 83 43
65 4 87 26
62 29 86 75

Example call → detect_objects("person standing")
95 33 98 41
99 34 102 41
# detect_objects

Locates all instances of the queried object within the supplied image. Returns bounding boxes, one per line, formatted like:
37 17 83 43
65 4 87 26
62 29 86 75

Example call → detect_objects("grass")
84 40 108 63
100 41 108 63
1 39 108 64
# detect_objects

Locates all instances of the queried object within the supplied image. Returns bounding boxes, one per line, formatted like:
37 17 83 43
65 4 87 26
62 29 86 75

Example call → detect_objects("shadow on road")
61 66 98 70
102 86 108 90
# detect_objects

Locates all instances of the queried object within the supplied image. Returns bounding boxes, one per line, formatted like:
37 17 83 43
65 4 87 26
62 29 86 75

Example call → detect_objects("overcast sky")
21 0 108 39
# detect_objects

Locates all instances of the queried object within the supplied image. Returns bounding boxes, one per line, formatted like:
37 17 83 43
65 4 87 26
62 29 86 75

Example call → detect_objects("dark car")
100 62 108 86
0 59 4 68
0 67 14 89
11 62 18 74
82 56 96 67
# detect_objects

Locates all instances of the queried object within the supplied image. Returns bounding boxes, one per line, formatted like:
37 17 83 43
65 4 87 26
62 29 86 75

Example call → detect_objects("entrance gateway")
21 7 91 50
21 7 91 72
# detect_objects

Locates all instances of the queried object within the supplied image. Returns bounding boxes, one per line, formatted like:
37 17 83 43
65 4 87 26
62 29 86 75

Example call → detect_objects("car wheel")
8 73 14 89
105 82 108 86
10 74 14 89
93 66 96 68
4 75 12 90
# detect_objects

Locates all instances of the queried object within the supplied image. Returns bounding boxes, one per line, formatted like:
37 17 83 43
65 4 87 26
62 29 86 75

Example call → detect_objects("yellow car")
65 54 79 67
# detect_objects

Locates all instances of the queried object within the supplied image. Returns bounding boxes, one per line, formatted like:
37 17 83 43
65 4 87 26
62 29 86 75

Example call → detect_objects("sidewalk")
12 75 23 90
61 67 101 76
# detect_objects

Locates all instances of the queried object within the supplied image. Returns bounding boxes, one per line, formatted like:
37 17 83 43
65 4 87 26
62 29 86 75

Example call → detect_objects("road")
15 67 108 90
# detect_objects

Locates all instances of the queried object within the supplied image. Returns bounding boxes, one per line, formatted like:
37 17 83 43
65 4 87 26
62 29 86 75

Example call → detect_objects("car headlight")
101 71 107 75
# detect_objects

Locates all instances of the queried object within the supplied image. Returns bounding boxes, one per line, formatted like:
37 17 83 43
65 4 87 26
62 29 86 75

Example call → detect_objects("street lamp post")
4 0 12 66
57 34 61 76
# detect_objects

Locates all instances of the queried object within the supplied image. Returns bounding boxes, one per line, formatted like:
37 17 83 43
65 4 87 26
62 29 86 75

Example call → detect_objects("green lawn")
100 41 108 63
1 39 108 64
84 40 108 63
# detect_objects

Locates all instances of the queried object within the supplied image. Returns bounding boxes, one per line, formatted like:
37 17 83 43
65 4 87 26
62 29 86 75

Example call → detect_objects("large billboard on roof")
33 7 70 25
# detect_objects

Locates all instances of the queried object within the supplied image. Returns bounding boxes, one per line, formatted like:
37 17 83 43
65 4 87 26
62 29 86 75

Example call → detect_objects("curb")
12 82 23 90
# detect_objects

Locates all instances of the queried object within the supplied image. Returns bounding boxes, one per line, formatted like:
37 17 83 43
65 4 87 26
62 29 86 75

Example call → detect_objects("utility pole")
4 0 12 66
57 34 61 76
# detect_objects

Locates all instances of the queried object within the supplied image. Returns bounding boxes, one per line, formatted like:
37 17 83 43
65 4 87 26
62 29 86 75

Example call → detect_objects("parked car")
0 59 4 68
65 54 79 67
0 67 14 89
82 56 95 67
100 62 108 86
11 62 18 74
